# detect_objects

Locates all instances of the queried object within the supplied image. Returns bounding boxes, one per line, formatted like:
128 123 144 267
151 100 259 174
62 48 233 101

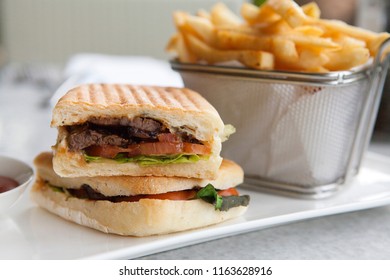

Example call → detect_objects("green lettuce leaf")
84 153 205 166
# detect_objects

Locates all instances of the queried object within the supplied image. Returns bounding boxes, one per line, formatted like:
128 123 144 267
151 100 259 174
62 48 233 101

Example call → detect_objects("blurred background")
0 0 389 134
0 0 388 64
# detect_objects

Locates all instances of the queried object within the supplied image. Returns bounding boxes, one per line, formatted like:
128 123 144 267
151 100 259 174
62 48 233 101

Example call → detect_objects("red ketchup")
0 176 19 193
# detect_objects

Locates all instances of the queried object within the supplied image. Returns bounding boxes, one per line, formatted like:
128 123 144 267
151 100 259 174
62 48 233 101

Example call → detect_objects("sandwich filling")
65 116 211 164
46 182 250 211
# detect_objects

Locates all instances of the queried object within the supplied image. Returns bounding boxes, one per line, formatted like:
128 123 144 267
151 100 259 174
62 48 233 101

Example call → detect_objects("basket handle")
373 36 390 67
344 36 390 185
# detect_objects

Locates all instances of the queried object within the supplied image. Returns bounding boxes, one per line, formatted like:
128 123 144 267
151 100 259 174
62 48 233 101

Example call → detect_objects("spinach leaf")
196 184 250 211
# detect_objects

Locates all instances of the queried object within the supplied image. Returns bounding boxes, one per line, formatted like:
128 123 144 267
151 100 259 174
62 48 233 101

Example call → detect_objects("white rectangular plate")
1 152 390 260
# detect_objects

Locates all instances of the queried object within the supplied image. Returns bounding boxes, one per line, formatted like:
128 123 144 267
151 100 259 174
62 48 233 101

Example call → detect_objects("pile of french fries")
166 0 390 72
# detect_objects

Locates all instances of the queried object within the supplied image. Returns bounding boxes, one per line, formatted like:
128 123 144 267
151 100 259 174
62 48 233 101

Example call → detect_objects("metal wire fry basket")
171 39 390 199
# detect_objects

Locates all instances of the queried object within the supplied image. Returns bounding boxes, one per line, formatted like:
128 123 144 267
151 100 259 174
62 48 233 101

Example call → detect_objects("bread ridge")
35 152 244 196
51 84 224 143
30 180 248 236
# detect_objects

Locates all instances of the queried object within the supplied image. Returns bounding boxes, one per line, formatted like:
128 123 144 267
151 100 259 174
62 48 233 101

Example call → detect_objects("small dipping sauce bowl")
0 155 34 212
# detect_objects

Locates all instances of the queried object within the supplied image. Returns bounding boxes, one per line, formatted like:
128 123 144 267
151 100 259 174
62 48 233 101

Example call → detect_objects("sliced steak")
66 117 201 151
89 116 163 131
67 125 129 151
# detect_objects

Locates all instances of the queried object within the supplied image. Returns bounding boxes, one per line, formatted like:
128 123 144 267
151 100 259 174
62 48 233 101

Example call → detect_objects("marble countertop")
1 81 390 260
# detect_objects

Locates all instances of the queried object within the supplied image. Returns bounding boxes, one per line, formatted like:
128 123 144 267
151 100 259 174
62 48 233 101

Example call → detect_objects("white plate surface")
1 152 390 260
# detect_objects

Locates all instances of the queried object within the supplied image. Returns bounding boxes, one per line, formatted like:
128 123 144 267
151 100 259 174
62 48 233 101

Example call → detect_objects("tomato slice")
67 186 239 203
129 142 184 156
145 190 197 201
85 145 126 158
125 188 238 202
183 142 211 155
146 188 238 201
218 188 239 196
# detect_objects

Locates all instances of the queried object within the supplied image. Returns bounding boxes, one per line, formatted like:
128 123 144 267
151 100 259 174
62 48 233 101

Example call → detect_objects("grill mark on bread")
104 84 120 104
155 87 183 109
130 85 152 106
78 85 92 104
89 84 106 106
62 84 207 111
142 86 161 108
169 87 202 111
116 84 133 105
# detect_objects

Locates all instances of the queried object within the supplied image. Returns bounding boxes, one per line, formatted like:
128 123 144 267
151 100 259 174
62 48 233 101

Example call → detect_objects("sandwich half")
31 152 250 236
51 84 232 178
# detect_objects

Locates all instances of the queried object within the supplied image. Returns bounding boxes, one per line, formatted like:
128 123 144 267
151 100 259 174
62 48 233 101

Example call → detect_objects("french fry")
293 25 324 37
265 0 309 27
183 14 216 45
272 37 299 64
167 0 390 72
185 33 274 70
241 2 281 26
197 9 211 20
324 46 370 71
215 29 273 51
283 34 340 50
165 34 178 53
301 2 320 19
316 19 377 42
173 11 188 30
332 34 367 48
240 50 275 70
297 49 329 70
240 2 261 25
166 33 197 63
257 19 293 35
210 2 242 27
367 32 390 57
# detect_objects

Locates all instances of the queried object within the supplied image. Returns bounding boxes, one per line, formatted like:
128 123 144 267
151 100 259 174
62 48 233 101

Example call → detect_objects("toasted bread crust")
51 84 224 143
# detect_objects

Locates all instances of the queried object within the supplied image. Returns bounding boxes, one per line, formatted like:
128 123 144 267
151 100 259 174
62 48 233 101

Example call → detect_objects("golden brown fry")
293 25 324 37
298 49 329 70
177 33 198 63
183 14 216 45
265 0 309 27
272 37 299 64
301 2 320 19
167 1 390 72
324 46 370 71
367 32 390 57
173 11 188 29
197 9 211 20
241 2 281 26
316 19 377 41
332 34 367 48
165 34 178 53
240 50 275 70
256 19 293 35
214 29 272 51
240 2 260 24
166 33 197 63
284 34 340 50
185 33 274 70
210 2 242 27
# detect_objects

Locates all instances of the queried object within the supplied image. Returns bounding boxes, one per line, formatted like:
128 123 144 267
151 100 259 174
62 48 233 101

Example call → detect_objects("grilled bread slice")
51 84 231 178
31 152 249 236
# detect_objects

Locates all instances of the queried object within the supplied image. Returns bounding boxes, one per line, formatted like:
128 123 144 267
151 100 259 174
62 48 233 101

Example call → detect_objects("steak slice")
67 125 129 151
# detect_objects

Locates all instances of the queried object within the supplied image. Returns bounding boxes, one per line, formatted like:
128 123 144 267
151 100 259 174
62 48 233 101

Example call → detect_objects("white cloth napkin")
50 54 183 106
